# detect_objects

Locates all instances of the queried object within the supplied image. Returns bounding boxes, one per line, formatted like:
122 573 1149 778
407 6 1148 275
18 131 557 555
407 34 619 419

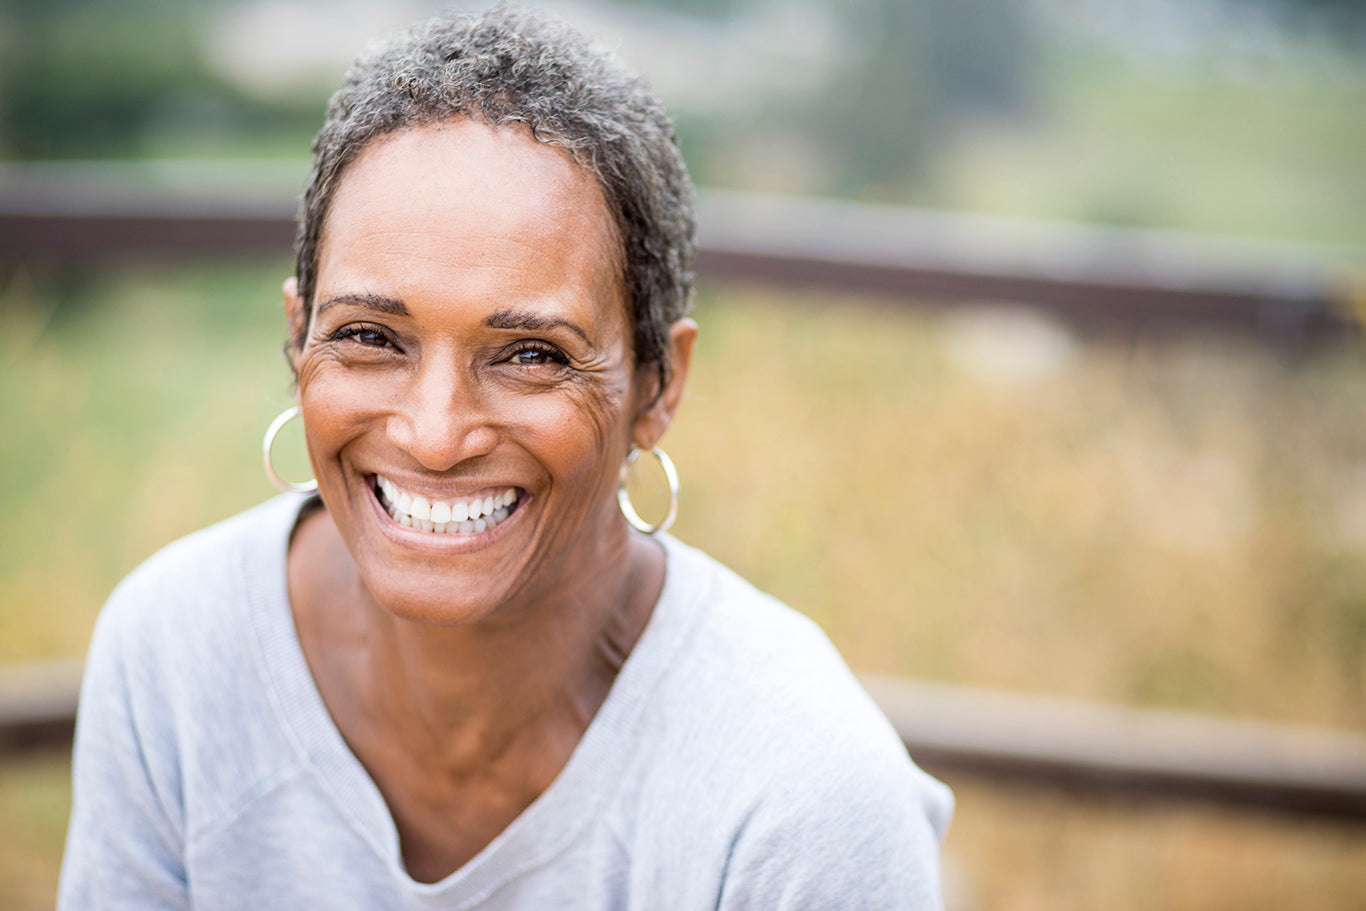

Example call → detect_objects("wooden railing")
2 162 1363 338
4 661 1364 819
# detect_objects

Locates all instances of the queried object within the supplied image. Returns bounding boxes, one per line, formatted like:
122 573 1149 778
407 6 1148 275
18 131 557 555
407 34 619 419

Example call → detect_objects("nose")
386 359 498 471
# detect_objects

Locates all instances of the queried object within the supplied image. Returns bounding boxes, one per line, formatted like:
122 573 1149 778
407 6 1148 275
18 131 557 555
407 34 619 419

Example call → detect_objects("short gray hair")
293 5 695 394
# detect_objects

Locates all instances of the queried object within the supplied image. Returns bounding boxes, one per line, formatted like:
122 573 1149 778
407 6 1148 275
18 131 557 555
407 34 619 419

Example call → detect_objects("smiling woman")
57 7 951 909
289 121 654 631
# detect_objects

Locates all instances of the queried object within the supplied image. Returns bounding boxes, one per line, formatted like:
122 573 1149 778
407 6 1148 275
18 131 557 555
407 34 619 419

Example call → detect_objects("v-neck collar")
237 493 709 907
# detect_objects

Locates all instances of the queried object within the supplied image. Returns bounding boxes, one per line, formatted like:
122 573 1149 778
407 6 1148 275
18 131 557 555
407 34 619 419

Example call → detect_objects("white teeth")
410 496 431 521
375 475 520 536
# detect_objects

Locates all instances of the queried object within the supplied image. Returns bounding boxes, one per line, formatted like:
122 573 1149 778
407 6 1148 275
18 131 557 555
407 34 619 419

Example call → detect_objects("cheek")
296 358 392 449
295 348 355 406
516 382 632 480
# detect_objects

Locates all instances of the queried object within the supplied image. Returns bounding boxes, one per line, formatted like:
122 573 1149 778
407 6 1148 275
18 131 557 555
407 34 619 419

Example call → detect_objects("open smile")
373 474 522 535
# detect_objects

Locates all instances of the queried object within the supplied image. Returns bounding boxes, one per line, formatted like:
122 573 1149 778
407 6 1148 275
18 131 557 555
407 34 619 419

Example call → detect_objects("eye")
331 323 395 349
507 341 570 368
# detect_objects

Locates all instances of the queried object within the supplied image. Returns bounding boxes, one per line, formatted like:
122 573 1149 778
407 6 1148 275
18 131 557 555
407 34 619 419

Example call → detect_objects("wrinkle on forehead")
318 120 624 294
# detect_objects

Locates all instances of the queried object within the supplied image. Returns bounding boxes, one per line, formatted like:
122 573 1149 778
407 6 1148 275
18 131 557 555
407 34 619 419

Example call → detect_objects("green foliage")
917 50 1366 245
0 0 199 156
0 0 322 158
817 0 1036 191
667 0 1038 195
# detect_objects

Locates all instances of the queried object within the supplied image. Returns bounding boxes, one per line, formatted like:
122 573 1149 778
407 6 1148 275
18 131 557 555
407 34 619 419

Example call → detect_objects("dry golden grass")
943 775 1366 911
3 263 1364 906
0 753 70 911
671 287 1366 731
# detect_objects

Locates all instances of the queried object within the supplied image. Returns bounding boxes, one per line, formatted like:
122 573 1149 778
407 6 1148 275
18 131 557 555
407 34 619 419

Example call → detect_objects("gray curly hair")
292 5 695 395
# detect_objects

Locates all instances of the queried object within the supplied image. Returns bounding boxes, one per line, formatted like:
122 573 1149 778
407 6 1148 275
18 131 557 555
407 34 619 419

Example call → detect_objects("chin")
364 582 504 627
351 532 541 628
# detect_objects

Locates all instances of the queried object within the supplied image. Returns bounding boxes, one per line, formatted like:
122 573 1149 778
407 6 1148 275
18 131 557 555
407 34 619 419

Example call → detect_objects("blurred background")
2 0 1365 907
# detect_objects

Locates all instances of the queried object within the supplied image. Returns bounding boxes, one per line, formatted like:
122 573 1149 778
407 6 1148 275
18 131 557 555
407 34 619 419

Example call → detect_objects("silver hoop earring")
262 405 318 493
618 446 679 535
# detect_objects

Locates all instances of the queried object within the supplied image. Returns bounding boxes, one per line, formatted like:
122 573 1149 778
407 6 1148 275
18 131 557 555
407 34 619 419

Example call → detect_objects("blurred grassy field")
3 260 1365 908
680 288 1366 732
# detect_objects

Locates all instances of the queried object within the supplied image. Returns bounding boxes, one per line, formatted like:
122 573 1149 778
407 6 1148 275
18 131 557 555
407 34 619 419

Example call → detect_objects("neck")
290 503 664 778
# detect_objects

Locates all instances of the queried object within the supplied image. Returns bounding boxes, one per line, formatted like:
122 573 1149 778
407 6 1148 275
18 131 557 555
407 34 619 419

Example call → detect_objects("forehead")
316 119 624 323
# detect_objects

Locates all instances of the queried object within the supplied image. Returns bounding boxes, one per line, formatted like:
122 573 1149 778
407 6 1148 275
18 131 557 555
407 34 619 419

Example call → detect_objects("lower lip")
365 478 527 553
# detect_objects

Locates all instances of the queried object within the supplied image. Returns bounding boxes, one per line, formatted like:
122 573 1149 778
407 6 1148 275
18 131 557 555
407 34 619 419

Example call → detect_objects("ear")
632 318 698 450
283 277 308 368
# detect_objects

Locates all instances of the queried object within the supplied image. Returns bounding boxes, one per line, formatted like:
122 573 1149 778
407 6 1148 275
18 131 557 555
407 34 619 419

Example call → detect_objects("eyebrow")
313 296 593 346
315 293 410 318
486 309 592 346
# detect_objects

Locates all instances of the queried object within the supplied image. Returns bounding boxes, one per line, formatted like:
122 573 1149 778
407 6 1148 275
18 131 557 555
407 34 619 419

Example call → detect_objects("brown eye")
509 342 569 367
513 348 548 365
332 324 394 348
354 329 389 347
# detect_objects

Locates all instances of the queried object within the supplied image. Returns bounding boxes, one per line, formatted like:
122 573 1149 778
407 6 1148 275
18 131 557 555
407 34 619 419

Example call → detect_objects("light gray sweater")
60 494 952 909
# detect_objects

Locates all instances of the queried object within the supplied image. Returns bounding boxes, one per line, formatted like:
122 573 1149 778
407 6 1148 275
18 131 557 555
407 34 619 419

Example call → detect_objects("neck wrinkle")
359 517 661 779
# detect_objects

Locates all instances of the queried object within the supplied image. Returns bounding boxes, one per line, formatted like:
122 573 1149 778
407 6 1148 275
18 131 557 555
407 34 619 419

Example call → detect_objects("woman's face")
288 119 687 625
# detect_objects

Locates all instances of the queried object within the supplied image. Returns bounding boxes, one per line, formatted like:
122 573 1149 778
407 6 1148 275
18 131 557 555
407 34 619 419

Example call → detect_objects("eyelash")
507 341 570 367
329 323 396 349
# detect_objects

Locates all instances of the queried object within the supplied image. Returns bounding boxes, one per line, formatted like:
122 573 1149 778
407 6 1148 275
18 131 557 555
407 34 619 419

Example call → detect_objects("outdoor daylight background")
2 0 1365 907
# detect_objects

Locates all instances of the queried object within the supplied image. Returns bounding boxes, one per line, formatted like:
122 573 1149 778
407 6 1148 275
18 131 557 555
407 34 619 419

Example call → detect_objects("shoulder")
93 494 301 662
76 495 307 822
656 536 934 780
625 538 952 906
100 494 299 621
85 491 306 735
63 495 308 907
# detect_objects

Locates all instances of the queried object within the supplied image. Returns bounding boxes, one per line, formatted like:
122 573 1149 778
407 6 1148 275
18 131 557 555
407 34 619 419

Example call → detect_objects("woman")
60 8 952 909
